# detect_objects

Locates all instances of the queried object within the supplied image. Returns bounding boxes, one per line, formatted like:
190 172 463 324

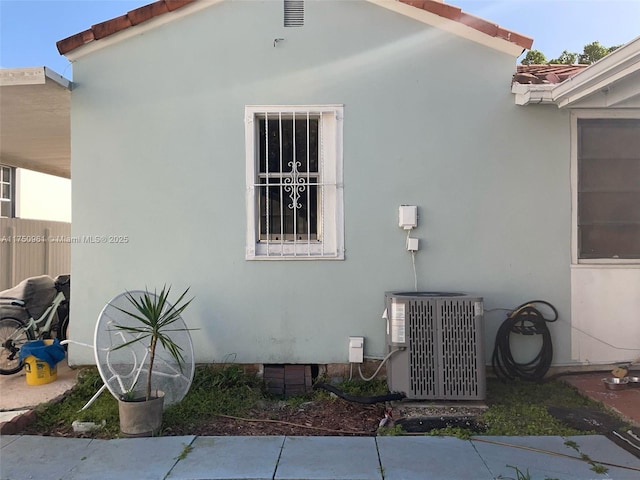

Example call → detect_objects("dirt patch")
26 397 386 438
167 399 383 437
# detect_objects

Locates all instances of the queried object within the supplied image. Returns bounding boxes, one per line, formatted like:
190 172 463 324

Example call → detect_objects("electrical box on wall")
349 336 364 363
399 205 417 230
407 237 419 252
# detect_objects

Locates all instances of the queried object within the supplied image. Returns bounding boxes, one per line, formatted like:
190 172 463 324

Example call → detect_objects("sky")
0 0 639 79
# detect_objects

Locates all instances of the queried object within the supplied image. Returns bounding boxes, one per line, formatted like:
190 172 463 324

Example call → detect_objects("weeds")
29 368 120 437
162 364 265 431
498 465 532 480
425 426 473 440
377 424 404 436
175 443 193 461
480 377 608 436
498 465 560 480
564 440 608 475
335 378 388 397
25 367 628 442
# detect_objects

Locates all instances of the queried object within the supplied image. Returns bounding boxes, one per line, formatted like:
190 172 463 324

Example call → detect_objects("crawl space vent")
284 0 304 27
264 364 313 397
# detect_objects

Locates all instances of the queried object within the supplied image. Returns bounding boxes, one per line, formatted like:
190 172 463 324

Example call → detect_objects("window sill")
572 261 640 268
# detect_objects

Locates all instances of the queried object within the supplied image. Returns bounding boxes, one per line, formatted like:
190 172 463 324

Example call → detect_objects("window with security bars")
258 114 319 241
0 165 14 218
577 118 640 260
245 106 344 259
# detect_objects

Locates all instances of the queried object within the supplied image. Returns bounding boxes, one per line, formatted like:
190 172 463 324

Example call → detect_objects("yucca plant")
112 286 193 401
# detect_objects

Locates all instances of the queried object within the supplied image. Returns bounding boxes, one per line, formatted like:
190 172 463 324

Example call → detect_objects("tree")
521 49 547 65
578 41 620 64
521 41 621 65
549 50 578 65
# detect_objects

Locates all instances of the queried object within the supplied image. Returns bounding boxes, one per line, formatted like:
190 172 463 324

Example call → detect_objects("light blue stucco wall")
69 1 572 366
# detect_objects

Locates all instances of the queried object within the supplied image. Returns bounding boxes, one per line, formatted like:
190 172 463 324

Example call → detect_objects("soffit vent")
284 0 304 27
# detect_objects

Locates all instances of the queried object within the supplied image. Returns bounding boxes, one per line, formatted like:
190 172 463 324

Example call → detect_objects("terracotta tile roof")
513 64 590 84
57 0 534 56
56 0 195 55
399 0 532 50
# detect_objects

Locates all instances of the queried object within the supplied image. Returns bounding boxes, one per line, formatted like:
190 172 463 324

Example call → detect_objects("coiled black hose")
492 300 558 382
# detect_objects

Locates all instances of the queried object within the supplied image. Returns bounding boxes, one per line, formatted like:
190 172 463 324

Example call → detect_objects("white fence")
0 218 71 290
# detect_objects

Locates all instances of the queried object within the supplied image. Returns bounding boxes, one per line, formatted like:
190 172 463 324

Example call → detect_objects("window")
577 118 640 260
0 165 14 218
245 106 344 259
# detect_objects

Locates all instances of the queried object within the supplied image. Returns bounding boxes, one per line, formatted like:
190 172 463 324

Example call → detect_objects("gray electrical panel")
385 292 485 400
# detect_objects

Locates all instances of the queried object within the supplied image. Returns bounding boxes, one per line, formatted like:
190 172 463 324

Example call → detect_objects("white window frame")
571 109 640 265
245 105 344 260
0 165 15 218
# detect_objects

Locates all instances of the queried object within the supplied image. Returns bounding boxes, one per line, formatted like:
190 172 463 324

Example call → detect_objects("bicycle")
0 274 70 375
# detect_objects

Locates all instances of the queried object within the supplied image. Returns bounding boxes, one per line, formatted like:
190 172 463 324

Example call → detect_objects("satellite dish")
94 291 195 408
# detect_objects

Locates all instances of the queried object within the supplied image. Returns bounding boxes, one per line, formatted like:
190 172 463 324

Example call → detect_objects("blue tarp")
19 339 66 369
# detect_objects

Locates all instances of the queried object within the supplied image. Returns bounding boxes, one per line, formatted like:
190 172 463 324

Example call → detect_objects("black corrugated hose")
492 300 558 382
313 382 406 404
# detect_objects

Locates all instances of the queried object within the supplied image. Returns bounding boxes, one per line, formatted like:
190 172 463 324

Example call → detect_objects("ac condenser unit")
385 292 485 400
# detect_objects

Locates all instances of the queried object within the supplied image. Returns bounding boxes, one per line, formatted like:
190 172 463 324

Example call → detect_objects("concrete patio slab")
275 436 381 480
0 435 95 480
167 436 285 480
562 435 640 476
63 435 196 480
377 436 492 480
0 434 20 448
0 359 77 411
471 435 640 480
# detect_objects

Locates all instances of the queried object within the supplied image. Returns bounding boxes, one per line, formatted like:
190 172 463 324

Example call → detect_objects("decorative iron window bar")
255 111 324 257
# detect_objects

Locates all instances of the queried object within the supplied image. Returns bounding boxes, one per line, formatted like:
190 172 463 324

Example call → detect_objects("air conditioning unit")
385 292 485 400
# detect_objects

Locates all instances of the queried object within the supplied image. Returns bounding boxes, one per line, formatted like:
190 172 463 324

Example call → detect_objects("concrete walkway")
2 434 640 480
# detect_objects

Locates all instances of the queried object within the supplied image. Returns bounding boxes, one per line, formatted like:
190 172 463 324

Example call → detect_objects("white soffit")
0 67 71 178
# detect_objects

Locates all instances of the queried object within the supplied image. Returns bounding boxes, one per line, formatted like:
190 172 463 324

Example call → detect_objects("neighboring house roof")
512 35 640 108
513 64 589 85
0 67 71 179
56 0 533 57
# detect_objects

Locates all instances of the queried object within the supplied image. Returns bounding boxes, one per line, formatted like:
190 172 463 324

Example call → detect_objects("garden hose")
491 300 558 382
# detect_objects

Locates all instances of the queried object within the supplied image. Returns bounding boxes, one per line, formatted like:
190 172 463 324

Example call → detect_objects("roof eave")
0 67 71 178
0 66 71 90
369 0 532 57
59 0 533 59
511 83 555 106
58 0 213 60
551 36 640 108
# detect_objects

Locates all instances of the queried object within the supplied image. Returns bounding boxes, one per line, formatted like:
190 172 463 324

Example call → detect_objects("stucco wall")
68 1 572 366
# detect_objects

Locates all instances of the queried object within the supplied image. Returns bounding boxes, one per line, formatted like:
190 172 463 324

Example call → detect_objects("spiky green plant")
112 286 194 401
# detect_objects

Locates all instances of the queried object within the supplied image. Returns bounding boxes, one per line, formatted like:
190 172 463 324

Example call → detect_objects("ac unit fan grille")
408 299 437 397
438 300 482 399
386 292 485 401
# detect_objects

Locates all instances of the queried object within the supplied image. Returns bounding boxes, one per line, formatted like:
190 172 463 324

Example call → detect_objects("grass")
479 376 612 437
27 366 629 439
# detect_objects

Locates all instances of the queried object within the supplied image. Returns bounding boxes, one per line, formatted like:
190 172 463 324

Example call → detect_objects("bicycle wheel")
0 317 34 375
56 309 69 346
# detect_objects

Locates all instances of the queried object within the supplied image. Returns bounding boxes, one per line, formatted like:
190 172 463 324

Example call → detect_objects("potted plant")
111 285 193 437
